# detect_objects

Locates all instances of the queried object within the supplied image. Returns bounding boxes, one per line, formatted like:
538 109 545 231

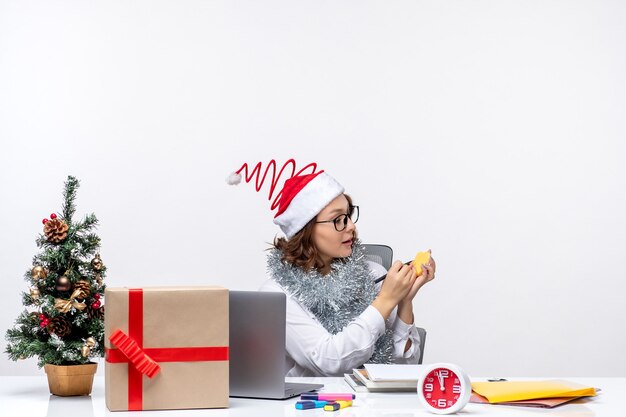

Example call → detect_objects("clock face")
421 367 464 410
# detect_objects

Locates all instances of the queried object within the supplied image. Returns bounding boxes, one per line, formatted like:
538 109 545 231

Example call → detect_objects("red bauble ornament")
39 314 46 320
50 213 57 219
93 293 100 300
42 218 48 224
92 301 101 309
40 318 50 328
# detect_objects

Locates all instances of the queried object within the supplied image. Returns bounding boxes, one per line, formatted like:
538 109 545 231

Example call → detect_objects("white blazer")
259 260 421 377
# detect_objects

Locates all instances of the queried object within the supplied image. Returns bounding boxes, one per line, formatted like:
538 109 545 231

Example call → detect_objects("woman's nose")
345 217 356 232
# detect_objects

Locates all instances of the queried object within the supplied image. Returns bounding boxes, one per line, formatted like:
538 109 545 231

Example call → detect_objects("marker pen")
324 400 353 411
301 393 356 401
374 261 412 283
295 400 327 410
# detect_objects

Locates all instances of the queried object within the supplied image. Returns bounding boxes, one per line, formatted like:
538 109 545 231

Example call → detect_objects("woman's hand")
381 260 417 303
403 250 436 303
372 261 416 319
397 251 436 325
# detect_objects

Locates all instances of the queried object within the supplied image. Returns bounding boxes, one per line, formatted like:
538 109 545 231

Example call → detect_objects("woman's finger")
429 263 436 281
422 263 434 281
399 264 413 283
390 260 404 273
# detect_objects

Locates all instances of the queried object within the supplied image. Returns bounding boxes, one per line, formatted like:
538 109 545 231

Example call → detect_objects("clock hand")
437 371 445 391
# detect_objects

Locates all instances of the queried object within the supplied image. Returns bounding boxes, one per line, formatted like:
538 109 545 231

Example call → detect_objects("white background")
1 1 625 377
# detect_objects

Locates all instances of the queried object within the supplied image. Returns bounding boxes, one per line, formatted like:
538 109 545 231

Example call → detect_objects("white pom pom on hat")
226 172 242 185
227 159 344 239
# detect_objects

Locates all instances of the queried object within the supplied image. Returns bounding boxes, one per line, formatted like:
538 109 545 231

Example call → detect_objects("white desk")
0 376 620 416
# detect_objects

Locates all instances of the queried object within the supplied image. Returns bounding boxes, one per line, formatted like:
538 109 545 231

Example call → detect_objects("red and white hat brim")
273 172 344 239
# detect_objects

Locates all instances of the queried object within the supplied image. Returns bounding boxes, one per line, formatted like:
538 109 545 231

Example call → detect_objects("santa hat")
227 159 344 239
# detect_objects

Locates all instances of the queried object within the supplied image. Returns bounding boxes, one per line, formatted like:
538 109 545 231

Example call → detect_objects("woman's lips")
342 239 353 245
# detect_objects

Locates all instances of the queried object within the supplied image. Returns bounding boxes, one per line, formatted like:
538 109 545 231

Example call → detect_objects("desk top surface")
0 376 621 417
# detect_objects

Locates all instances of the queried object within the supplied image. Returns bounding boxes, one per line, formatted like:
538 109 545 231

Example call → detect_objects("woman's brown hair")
273 194 356 272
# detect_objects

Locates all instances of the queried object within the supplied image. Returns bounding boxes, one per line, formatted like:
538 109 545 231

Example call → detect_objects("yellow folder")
471 380 596 403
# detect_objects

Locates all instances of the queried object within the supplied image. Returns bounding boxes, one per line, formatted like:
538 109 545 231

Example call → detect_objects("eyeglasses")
315 205 359 232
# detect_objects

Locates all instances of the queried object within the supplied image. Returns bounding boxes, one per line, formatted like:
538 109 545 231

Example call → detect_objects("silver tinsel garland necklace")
267 241 394 364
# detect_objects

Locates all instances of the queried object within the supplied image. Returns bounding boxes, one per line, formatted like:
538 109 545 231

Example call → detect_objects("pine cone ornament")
73 280 91 299
87 304 105 320
44 218 69 244
46 316 72 337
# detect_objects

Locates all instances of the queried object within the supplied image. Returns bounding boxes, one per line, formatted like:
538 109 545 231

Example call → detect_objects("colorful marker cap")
324 402 340 411
295 400 327 410
323 400 352 411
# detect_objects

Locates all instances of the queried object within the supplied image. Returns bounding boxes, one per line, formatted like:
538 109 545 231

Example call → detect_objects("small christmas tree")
5 176 106 367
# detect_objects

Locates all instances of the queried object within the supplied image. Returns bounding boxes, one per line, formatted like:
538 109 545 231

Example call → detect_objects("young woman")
229 161 436 377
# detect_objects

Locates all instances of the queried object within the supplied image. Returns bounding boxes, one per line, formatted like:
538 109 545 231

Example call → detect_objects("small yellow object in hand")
413 251 431 277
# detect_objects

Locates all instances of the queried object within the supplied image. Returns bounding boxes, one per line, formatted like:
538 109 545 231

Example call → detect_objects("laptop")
229 290 324 399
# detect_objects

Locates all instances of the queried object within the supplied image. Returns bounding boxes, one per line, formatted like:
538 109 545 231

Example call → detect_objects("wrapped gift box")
105 286 229 411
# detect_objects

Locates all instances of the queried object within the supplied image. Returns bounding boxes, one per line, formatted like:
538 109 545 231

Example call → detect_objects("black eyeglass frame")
314 205 359 232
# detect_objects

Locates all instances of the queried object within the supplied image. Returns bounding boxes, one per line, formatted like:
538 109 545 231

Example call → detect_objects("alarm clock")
417 363 471 414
